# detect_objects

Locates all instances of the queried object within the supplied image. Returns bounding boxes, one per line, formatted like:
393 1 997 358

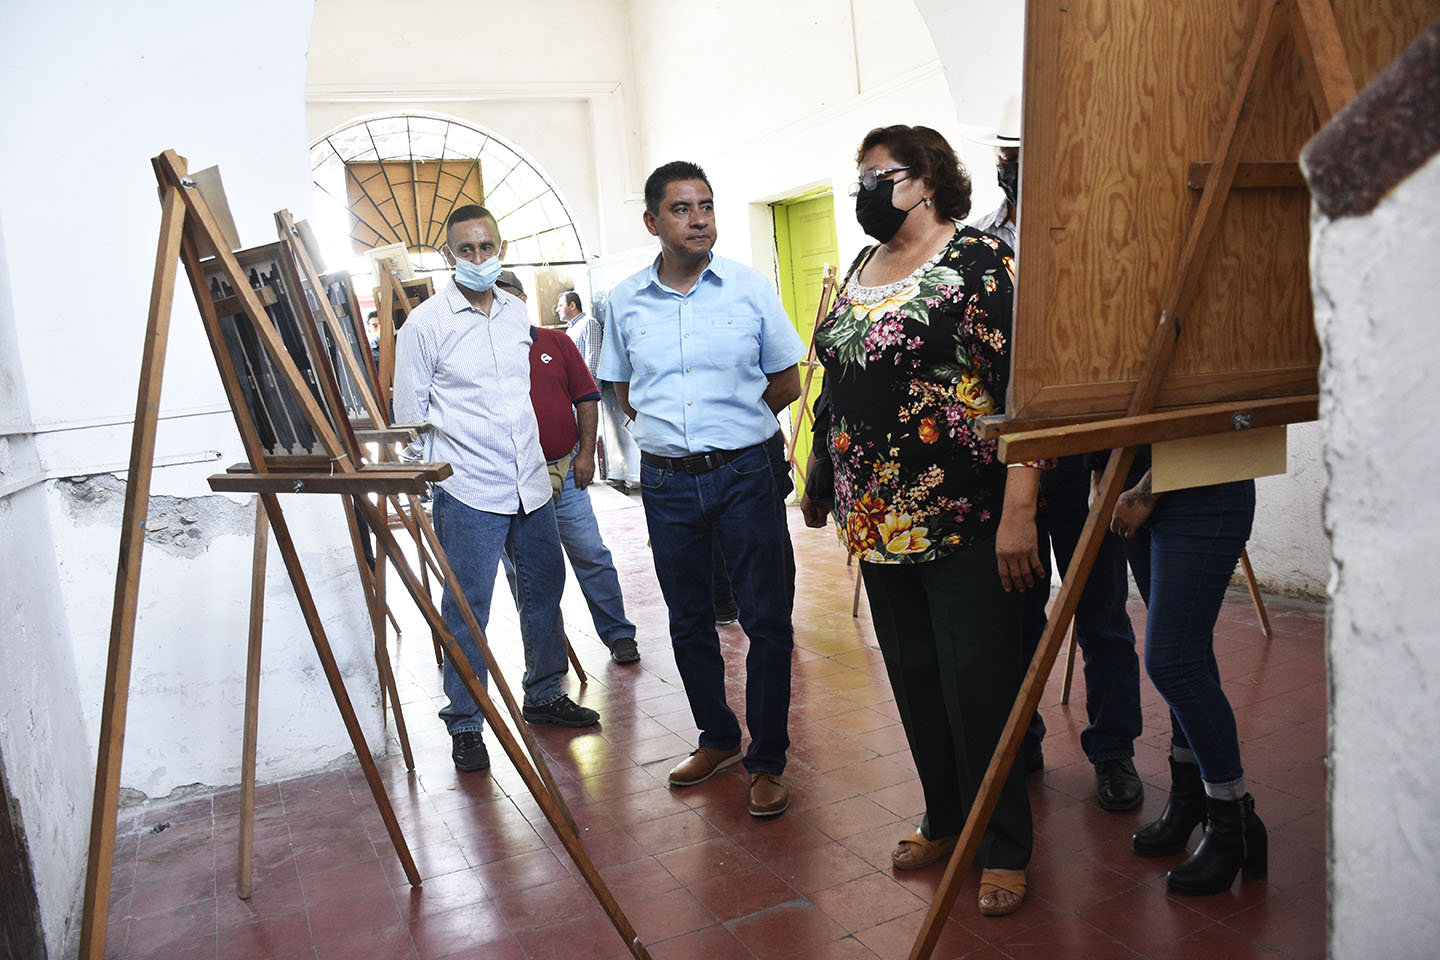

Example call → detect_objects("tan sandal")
978 868 1027 916
890 828 958 871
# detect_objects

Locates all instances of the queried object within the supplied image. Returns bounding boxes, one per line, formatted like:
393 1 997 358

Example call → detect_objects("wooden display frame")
77 150 651 960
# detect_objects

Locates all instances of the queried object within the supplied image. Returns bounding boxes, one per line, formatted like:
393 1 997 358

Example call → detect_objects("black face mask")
997 159 1019 207
855 178 922 244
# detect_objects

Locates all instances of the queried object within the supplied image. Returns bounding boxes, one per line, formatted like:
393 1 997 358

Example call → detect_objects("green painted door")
774 192 839 500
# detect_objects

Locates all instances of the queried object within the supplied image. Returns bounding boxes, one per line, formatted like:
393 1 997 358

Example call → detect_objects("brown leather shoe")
748 772 789 817
668 746 742 787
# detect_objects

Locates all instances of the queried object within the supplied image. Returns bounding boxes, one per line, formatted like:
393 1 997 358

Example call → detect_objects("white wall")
0 3 379 954
306 0 655 259
1317 153 1440 959
0 222 93 960
626 0 1019 283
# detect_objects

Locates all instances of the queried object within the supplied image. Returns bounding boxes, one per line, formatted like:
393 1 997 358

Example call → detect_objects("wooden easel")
785 263 837 487
77 150 652 960
374 269 431 403
906 2 1356 956
284 213 449 671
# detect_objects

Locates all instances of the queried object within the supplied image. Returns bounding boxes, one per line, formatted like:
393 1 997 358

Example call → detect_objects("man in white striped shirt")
558 289 603 380
393 204 599 774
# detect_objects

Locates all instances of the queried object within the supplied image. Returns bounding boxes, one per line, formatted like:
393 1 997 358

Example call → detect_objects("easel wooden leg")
341 499 415 770
566 632 589 684
357 496 652 959
851 569 863 618
367 495 578 834
1240 547 1273 639
1059 623 1079 706
393 493 445 667
237 498 268 899
417 534 445 665
262 493 420 887
78 184 186 960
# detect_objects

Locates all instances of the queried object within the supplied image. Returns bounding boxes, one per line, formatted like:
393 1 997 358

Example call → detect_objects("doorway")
772 190 839 496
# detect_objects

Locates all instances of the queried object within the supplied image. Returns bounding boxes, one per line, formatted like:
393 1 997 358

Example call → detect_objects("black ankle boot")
1132 758 1206 857
1166 793 1268 895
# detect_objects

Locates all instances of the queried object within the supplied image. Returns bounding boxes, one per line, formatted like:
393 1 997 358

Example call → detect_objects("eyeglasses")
848 165 910 196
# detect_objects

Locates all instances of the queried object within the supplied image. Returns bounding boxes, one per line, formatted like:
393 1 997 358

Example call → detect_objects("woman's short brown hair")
856 125 972 222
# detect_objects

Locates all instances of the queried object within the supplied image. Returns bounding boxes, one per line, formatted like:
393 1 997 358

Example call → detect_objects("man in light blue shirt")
599 161 805 817
394 204 599 775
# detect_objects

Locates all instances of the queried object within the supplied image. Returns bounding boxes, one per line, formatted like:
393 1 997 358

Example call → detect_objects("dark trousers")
641 441 794 774
1127 480 1255 785
861 541 1033 870
1020 455 1144 762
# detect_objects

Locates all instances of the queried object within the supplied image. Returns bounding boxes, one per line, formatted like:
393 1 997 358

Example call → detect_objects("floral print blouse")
815 226 1017 565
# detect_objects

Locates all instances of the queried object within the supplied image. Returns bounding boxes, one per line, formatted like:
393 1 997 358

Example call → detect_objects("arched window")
309 114 586 276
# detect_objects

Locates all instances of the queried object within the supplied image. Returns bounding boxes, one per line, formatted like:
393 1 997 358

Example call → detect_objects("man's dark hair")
561 289 582 312
445 203 498 244
856 125 973 222
644 161 712 214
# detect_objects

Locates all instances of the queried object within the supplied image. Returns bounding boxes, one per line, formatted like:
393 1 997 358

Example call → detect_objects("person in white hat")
968 90 1022 261
968 91 1148 813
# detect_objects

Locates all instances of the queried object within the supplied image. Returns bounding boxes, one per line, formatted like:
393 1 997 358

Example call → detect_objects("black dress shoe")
451 731 490 772
610 637 640 665
522 694 599 727
1094 757 1144 811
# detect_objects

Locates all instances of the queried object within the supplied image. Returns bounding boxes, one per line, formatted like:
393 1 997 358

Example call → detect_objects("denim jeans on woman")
1125 479 1256 785
640 440 794 775
1020 455 1144 763
433 486 569 733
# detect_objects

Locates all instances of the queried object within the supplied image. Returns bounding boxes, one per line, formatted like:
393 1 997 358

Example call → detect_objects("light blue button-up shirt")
598 253 806 457
392 279 551 514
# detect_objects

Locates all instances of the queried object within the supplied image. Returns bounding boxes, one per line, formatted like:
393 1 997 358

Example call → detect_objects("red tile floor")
104 487 1327 959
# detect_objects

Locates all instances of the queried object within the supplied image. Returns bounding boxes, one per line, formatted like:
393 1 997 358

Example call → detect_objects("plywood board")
1009 0 1438 421
1152 426 1288 492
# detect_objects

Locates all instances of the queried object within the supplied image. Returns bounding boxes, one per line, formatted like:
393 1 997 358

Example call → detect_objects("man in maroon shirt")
498 272 640 664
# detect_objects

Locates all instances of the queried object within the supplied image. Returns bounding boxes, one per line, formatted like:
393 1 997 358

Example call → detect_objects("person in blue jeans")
600 161 805 818
1020 455 1145 809
1111 462 1267 896
393 205 598 775
496 304 639 667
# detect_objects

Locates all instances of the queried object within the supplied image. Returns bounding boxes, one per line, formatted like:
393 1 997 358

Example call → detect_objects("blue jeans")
502 461 635 648
640 441 794 774
712 430 796 613
1021 456 1144 762
1127 480 1255 785
433 487 569 734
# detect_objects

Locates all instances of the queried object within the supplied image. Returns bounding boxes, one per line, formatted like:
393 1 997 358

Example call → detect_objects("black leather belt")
641 445 753 475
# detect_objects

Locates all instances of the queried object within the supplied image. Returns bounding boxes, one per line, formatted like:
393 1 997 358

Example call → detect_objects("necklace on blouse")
846 240 950 306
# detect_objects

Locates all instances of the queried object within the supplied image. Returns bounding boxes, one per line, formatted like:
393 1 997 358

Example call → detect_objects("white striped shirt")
566 312 603 380
393 280 550 514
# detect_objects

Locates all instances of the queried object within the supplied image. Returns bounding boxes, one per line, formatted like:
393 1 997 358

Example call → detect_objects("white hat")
965 90 1022 147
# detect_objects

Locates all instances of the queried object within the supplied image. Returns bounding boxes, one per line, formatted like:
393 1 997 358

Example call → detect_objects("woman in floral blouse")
801 125 1044 916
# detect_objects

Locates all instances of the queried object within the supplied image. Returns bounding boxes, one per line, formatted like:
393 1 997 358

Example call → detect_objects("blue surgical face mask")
453 253 503 292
